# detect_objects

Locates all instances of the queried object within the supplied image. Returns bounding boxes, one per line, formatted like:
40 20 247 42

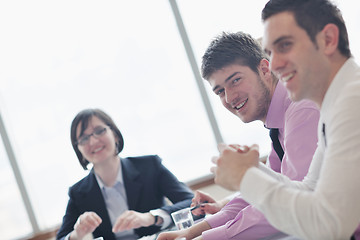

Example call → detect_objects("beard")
252 75 271 122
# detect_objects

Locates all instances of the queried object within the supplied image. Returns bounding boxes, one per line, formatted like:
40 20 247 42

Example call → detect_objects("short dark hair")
70 108 124 170
261 0 351 58
201 31 268 80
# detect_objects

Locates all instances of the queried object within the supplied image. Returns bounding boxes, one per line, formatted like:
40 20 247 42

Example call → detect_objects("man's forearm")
188 220 212 239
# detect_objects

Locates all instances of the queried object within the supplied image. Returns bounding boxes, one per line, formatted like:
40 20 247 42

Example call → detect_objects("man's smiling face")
263 11 330 103
208 62 271 123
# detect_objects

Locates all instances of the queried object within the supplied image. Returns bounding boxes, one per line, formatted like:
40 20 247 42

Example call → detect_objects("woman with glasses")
56 108 194 240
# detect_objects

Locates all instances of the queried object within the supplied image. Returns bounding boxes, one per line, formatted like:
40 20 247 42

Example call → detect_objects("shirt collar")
321 58 357 117
94 159 124 189
264 82 291 129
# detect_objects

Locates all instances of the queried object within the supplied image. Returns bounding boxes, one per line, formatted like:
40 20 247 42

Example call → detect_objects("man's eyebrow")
212 72 239 92
273 35 292 46
264 35 292 55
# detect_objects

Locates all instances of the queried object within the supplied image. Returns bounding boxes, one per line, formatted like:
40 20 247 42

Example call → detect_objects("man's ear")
258 58 271 76
321 23 339 55
258 58 272 80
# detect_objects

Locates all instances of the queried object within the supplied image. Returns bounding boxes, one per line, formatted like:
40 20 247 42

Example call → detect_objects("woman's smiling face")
76 116 118 166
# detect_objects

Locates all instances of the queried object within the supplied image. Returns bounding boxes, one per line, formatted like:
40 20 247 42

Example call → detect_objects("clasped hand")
210 143 260 191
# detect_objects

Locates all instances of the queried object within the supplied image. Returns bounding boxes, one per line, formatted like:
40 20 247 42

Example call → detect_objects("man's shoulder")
331 79 360 113
284 99 320 127
287 99 319 114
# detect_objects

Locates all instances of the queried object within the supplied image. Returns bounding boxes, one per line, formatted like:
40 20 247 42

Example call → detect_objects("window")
0 135 32 239
177 0 271 154
0 1 217 238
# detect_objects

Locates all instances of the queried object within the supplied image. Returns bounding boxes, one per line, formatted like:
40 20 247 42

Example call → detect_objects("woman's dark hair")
70 108 124 170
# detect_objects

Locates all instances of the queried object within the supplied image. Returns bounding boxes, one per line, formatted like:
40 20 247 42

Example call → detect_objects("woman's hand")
71 211 102 240
112 210 155 233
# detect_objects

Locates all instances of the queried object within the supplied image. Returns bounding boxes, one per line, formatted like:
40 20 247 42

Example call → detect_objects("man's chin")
288 92 303 102
238 115 253 124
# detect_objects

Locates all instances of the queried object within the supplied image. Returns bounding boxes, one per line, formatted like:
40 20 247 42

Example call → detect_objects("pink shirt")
203 83 320 240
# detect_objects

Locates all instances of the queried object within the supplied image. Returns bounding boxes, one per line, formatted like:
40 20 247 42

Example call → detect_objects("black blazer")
56 155 194 240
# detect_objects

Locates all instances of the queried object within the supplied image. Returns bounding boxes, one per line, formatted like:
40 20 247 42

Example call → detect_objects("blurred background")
0 0 358 239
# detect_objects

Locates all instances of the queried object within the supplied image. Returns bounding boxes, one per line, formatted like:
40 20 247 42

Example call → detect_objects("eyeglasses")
76 127 108 146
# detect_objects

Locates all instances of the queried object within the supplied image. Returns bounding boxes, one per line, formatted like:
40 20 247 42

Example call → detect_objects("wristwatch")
153 215 159 225
150 211 163 227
